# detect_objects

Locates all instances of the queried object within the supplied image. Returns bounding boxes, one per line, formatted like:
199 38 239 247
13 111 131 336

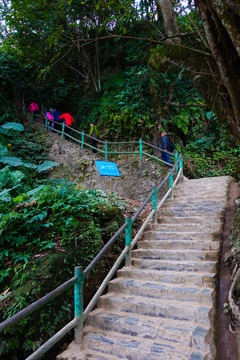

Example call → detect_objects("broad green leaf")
27 185 45 196
1 122 24 131
36 161 59 172
0 156 23 167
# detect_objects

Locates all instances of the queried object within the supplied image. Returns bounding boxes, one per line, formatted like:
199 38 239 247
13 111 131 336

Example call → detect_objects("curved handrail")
0 152 183 359
0 104 184 359
23 105 175 167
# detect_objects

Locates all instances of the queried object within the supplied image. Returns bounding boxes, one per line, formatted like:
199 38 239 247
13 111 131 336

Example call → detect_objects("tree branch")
167 101 206 108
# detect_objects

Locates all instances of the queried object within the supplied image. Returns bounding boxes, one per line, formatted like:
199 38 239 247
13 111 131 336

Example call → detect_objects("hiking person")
59 112 74 140
29 102 39 121
44 111 54 131
160 131 175 167
50 108 62 131
90 123 99 153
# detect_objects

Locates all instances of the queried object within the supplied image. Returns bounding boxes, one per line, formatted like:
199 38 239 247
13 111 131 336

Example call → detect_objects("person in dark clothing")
50 108 62 131
89 123 99 153
160 131 171 167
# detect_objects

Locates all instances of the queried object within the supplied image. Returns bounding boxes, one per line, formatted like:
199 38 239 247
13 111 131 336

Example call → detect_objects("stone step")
167 198 226 205
158 216 222 224
81 328 207 360
138 240 220 251
173 195 226 202
159 209 224 218
117 267 216 288
177 176 230 185
144 231 220 241
173 191 227 199
98 293 212 326
131 249 218 261
85 309 210 353
150 223 222 232
162 204 225 212
174 185 228 193
56 341 119 360
108 278 214 304
132 258 217 273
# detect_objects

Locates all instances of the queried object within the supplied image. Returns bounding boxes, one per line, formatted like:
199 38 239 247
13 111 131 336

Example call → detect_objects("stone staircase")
57 176 232 360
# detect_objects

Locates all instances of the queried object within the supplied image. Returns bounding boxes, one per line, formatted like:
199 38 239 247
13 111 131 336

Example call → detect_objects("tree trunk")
196 0 240 141
157 0 180 43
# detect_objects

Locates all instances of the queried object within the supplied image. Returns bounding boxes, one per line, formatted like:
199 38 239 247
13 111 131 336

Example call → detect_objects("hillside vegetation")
1 0 240 358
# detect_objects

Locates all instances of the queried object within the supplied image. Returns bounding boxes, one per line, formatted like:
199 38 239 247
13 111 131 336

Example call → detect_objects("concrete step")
158 216 222 225
173 195 226 202
173 186 227 200
174 183 228 191
150 223 222 232
131 249 218 261
167 198 226 206
117 267 216 288
108 278 214 304
177 175 230 185
132 258 217 273
85 309 211 353
98 293 212 326
158 209 224 218
143 231 220 241
56 341 120 360
138 239 220 251
161 204 225 213
81 329 207 360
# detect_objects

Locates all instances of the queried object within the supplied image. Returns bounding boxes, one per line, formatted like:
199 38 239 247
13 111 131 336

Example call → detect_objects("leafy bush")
0 183 125 358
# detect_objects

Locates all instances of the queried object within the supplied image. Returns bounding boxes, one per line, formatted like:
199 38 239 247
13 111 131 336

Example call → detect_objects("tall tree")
154 0 240 141
195 0 240 141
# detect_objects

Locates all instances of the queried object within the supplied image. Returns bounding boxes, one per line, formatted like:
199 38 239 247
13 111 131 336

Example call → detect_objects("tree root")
228 267 240 331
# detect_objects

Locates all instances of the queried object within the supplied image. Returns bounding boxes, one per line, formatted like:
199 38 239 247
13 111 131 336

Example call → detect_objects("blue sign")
95 161 121 177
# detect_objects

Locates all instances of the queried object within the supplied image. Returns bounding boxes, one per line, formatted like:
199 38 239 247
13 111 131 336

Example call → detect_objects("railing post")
81 132 84 150
169 170 173 198
139 138 142 162
23 103 26 117
179 154 183 175
125 217 132 266
61 122 65 140
152 187 158 223
105 141 108 161
74 266 83 344
175 151 178 173
44 117 48 130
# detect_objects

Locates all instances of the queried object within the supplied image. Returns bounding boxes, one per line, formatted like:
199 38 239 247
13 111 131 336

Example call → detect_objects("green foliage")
0 183 125 358
0 51 27 123
181 113 240 179
1 122 24 131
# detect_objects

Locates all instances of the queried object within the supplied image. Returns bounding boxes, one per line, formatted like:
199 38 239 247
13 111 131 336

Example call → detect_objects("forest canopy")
0 0 239 143
1 1 240 358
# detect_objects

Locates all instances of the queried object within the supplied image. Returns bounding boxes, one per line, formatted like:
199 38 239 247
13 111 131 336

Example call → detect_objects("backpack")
167 137 175 152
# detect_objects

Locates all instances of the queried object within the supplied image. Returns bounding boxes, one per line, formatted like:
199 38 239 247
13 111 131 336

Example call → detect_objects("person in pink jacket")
59 113 74 140
44 111 54 131
29 102 39 121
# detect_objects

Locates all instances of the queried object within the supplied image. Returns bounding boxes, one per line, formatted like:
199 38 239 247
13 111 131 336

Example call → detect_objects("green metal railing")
23 103 175 167
0 150 183 359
